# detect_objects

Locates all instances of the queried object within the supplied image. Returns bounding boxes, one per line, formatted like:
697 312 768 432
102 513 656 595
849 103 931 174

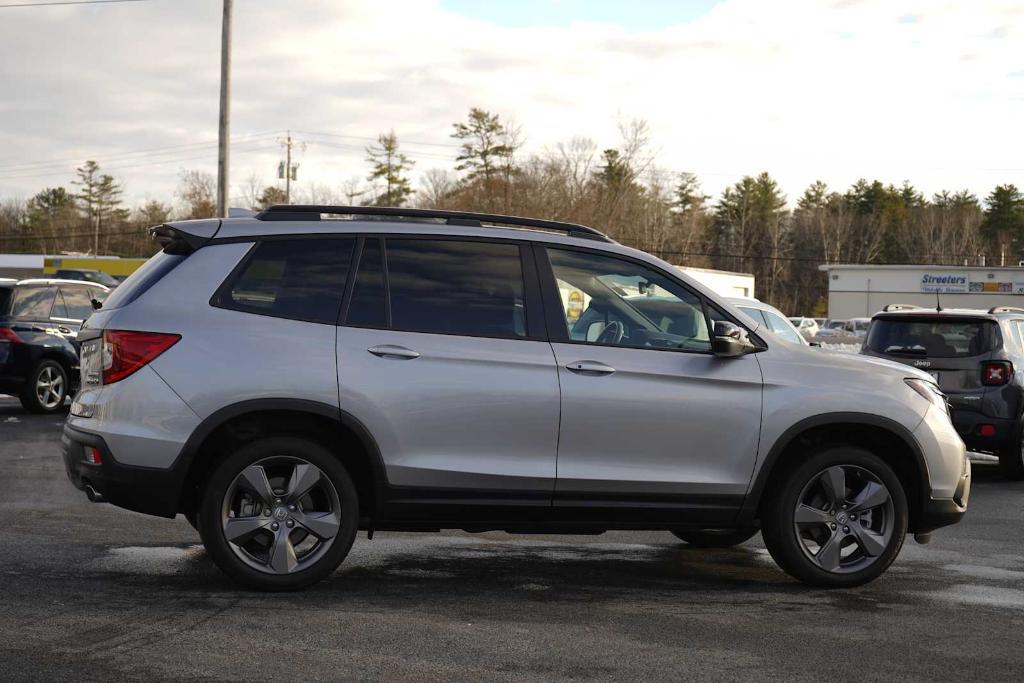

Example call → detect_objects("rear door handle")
367 344 420 360
565 360 616 375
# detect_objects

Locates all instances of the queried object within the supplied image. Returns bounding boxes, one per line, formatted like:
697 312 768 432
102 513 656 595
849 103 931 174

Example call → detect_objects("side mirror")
712 320 758 358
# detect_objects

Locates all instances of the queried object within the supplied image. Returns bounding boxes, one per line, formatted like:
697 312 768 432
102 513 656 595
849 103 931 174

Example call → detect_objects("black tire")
997 427 1024 480
19 359 69 414
761 446 908 588
671 528 758 548
197 436 359 591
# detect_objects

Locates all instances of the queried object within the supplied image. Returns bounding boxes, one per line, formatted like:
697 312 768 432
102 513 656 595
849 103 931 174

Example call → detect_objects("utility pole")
277 131 302 203
216 0 233 218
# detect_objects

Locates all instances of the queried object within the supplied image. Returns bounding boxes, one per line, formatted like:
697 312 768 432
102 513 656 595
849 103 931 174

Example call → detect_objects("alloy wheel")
221 457 343 575
35 365 65 410
793 465 895 574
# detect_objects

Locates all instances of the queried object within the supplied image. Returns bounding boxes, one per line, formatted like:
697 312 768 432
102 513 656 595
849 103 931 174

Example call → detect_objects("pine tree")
365 131 414 207
981 184 1024 264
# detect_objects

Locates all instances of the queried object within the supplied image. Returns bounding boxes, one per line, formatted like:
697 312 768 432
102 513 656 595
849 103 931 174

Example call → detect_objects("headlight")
905 378 949 416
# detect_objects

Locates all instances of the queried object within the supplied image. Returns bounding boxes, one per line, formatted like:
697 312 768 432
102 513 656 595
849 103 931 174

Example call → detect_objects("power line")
0 0 153 7
296 129 460 150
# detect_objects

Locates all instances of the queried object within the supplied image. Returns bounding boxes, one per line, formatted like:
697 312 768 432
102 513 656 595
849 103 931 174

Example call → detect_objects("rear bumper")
951 410 1015 453
61 424 181 518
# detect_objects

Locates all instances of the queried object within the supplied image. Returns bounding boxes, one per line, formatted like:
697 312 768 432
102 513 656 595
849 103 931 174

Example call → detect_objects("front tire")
20 359 69 414
761 446 908 588
198 436 359 591
671 528 758 548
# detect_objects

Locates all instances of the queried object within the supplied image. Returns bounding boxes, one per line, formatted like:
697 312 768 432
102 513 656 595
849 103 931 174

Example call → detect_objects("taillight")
981 361 1012 386
102 330 180 384
0 326 23 343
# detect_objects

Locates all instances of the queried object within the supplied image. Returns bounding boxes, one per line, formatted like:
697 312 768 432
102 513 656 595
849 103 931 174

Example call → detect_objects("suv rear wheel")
761 446 907 587
670 528 758 548
20 359 68 414
997 425 1024 480
197 436 359 591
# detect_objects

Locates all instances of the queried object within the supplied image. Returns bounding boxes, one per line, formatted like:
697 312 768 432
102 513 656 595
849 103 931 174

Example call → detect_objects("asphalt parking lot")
1 397 1023 681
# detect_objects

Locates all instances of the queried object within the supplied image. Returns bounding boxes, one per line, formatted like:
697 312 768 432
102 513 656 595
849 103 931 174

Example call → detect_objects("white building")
678 266 755 298
820 264 1024 319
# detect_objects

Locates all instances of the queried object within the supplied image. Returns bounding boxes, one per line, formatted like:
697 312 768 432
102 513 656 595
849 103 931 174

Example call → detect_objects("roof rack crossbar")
253 205 613 242
988 306 1024 315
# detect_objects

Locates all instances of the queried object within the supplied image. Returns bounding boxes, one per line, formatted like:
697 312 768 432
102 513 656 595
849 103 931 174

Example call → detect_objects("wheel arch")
739 412 929 533
174 399 388 523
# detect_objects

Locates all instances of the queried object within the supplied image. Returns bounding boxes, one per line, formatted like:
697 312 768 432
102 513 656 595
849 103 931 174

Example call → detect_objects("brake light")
981 361 1012 386
0 326 23 343
85 446 102 465
102 330 180 384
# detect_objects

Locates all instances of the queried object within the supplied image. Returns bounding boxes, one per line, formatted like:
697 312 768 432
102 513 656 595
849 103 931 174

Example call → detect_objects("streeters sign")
920 273 968 293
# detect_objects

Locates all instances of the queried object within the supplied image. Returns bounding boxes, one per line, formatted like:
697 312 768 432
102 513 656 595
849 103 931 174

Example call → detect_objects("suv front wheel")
761 447 908 587
197 436 360 591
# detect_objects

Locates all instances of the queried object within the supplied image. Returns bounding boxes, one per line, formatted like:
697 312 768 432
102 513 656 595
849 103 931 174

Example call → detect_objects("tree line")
2 107 1023 315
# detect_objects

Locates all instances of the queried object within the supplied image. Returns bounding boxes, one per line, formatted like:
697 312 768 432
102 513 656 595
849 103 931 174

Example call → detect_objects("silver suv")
62 206 970 590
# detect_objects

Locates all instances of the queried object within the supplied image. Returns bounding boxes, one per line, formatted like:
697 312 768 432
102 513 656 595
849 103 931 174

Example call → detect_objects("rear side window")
216 238 355 324
345 238 387 328
60 286 98 320
866 318 1000 358
102 251 184 310
9 287 55 319
384 239 527 339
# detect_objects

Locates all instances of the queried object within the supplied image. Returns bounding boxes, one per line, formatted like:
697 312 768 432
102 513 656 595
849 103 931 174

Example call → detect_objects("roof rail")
987 306 1024 315
252 205 614 242
882 303 922 312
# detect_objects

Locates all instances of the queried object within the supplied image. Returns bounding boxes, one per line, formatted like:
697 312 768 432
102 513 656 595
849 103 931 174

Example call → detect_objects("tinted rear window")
386 239 526 339
215 238 355 324
866 318 999 358
102 251 184 310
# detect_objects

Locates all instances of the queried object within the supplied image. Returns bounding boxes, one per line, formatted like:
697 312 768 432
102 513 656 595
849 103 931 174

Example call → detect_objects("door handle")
367 344 420 360
565 360 616 375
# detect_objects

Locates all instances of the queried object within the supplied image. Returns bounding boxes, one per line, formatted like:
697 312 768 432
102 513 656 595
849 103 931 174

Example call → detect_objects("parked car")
813 318 827 328
861 304 1024 479
728 297 808 345
0 278 109 412
788 316 820 338
54 268 121 289
816 319 848 338
63 206 968 590
843 318 872 337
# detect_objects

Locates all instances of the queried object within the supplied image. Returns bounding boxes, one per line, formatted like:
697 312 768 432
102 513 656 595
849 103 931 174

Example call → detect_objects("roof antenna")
936 290 943 312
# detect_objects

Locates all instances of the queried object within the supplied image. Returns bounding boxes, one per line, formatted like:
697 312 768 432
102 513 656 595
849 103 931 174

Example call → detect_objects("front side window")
384 239 527 339
547 248 710 352
216 238 354 324
10 287 56 320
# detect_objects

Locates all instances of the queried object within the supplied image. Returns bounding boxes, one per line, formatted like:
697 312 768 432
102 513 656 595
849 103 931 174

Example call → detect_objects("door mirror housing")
712 320 760 358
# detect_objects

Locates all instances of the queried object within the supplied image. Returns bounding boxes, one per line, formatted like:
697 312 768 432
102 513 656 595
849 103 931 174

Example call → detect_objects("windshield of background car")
83 271 120 287
866 317 999 358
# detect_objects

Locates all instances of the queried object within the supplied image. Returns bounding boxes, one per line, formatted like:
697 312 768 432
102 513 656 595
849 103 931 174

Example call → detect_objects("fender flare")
736 412 928 526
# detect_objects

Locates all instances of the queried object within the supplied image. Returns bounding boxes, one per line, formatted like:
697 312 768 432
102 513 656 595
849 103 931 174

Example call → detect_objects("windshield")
866 318 999 358
83 271 120 287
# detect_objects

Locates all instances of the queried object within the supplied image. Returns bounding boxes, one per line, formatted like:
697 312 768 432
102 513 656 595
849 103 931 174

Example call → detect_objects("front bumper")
61 424 181 518
916 460 970 534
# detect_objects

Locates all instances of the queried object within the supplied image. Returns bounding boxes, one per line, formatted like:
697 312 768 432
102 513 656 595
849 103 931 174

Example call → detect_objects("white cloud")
0 0 1021 207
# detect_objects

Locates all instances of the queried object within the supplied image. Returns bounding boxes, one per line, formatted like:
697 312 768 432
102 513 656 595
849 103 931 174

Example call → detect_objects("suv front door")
335 236 560 504
538 246 764 523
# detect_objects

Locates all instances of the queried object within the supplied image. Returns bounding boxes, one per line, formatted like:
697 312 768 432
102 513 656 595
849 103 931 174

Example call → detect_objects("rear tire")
761 446 908 588
670 528 758 548
19 359 69 414
997 426 1024 480
198 436 359 591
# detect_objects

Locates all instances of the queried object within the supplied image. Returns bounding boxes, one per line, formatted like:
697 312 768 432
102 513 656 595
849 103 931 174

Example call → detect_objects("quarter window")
216 238 355 324
383 239 527 339
546 248 711 352
60 286 97 320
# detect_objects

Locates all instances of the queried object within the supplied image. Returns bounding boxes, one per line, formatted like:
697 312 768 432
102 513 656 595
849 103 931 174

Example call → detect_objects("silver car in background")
62 206 969 590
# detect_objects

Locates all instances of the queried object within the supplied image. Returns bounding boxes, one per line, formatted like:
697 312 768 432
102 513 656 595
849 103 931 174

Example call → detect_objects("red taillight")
85 446 102 465
102 330 180 384
979 424 997 437
0 326 23 343
981 361 1012 386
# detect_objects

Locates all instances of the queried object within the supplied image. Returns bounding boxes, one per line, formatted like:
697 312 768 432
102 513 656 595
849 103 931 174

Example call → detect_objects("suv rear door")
537 245 763 523
335 236 560 503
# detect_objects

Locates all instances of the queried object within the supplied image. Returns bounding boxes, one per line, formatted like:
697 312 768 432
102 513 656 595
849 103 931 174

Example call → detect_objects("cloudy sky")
0 0 1022 209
